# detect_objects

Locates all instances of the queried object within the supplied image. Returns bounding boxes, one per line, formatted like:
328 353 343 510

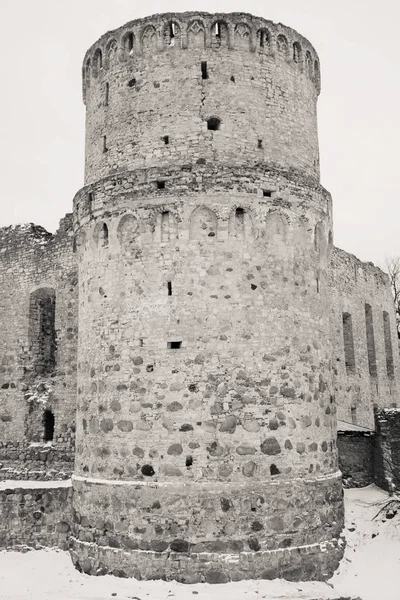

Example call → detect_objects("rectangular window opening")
201 61 208 80
258 139 263 149
102 135 108 153
365 304 377 377
163 135 170 145
342 312 356 375
168 341 182 349
383 311 394 377
167 281 172 296
157 180 165 190
263 189 272 197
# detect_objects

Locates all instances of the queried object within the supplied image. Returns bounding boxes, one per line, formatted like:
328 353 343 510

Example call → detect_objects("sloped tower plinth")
71 12 344 582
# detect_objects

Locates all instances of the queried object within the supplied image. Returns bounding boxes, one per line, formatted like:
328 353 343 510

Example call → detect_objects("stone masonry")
0 10 399 584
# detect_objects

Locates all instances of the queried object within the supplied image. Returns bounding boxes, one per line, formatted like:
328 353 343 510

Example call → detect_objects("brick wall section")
329 247 400 430
337 433 375 487
0 482 72 550
0 217 78 479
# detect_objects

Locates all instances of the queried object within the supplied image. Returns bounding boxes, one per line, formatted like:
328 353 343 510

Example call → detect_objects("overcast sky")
0 0 398 266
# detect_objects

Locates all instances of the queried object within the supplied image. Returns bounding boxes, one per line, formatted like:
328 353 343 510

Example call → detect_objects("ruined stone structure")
0 11 399 584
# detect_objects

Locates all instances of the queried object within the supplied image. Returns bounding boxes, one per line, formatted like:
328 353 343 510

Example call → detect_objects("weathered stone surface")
260 437 281 456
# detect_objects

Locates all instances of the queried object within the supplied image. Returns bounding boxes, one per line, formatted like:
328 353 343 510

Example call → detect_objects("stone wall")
337 433 375 488
0 481 72 550
329 247 400 431
0 217 77 480
374 408 400 490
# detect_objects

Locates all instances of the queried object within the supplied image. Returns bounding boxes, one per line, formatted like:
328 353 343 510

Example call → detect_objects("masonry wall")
0 482 72 550
337 433 375 487
0 217 78 480
329 247 400 431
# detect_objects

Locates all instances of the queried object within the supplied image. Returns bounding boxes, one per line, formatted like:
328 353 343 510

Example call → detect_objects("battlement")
82 11 321 103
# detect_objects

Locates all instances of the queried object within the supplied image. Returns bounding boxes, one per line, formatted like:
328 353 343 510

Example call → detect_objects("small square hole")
157 181 165 190
263 189 272 197
258 139 263 149
163 135 170 145
168 341 182 349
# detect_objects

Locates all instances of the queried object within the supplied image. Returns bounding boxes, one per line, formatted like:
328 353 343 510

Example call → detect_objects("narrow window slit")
230 75 235 83
258 139 263 149
186 456 193 467
201 61 208 80
43 410 55 442
215 23 221 38
342 312 356 374
168 341 182 349
163 135 170 145
383 311 394 377
365 304 377 377
105 82 109 106
88 192 94 212
102 135 108 153
101 223 109 247
167 281 172 296
263 189 272 197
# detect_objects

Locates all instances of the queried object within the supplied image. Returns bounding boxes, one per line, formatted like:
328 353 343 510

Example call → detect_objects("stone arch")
160 210 178 242
105 38 118 66
265 211 288 242
29 287 56 376
305 51 313 78
228 207 253 240
163 20 182 48
257 28 270 51
276 34 289 58
234 23 251 50
93 48 103 77
211 20 229 48
122 31 135 55
189 206 218 240
93 221 109 248
293 41 302 64
141 25 158 54
117 214 141 257
187 19 206 48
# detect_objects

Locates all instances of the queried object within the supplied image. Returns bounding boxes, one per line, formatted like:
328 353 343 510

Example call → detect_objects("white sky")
0 0 398 265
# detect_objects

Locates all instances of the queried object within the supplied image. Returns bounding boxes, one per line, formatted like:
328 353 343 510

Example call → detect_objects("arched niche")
293 41 302 64
117 214 141 257
187 20 206 48
105 39 118 66
163 21 182 48
92 48 103 77
305 51 313 78
211 20 228 48
276 34 289 58
189 206 217 240
234 23 251 50
265 211 288 242
257 28 270 52
93 221 109 248
228 207 252 240
122 31 135 55
141 25 158 54
160 210 178 242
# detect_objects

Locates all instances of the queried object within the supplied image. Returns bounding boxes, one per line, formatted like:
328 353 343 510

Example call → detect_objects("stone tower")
71 12 344 582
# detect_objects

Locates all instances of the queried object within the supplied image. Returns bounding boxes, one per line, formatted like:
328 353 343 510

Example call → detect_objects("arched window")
43 410 55 442
257 29 269 49
122 31 134 54
29 288 56 376
211 21 228 47
293 42 302 63
101 223 109 247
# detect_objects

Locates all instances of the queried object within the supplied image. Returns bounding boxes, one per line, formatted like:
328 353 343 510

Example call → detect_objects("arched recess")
305 51 313 78
211 20 228 48
160 211 178 242
93 48 103 77
234 23 251 50
93 221 109 249
187 20 206 48
141 25 158 54
293 41 302 63
117 214 141 257
189 206 217 240
163 21 182 48
228 207 252 240
105 39 118 67
257 28 270 51
122 31 135 55
265 211 288 243
276 34 289 58
29 288 56 376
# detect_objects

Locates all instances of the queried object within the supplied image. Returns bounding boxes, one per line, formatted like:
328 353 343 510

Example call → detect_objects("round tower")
71 12 344 582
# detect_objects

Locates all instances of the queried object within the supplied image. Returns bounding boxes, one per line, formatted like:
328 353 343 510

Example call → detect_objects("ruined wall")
329 247 399 431
0 218 78 480
0 481 72 550
337 432 375 488
374 408 400 490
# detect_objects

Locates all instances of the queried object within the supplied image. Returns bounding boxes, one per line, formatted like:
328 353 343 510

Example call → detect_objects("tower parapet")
71 12 344 583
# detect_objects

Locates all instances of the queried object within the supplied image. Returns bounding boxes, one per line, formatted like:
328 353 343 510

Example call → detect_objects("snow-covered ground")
0 485 398 600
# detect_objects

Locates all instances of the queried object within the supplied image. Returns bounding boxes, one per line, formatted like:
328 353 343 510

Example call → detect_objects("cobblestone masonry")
0 9 399 584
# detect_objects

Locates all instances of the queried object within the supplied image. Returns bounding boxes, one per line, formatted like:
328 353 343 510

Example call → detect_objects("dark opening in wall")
383 311 394 377
170 23 176 39
104 82 109 106
139 338 144 347
186 456 193 467
201 61 208 79
207 117 221 131
351 405 357 425
365 304 377 377
230 75 235 83
168 341 182 349
128 77 137 87
127 33 134 52
258 139 263 149
101 223 109 247
156 180 165 190
29 288 56 376
102 135 108 153
163 135 170 145
263 189 272 197
43 409 55 442
342 312 356 375
167 281 172 296
215 22 221 37
88 192 94 212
